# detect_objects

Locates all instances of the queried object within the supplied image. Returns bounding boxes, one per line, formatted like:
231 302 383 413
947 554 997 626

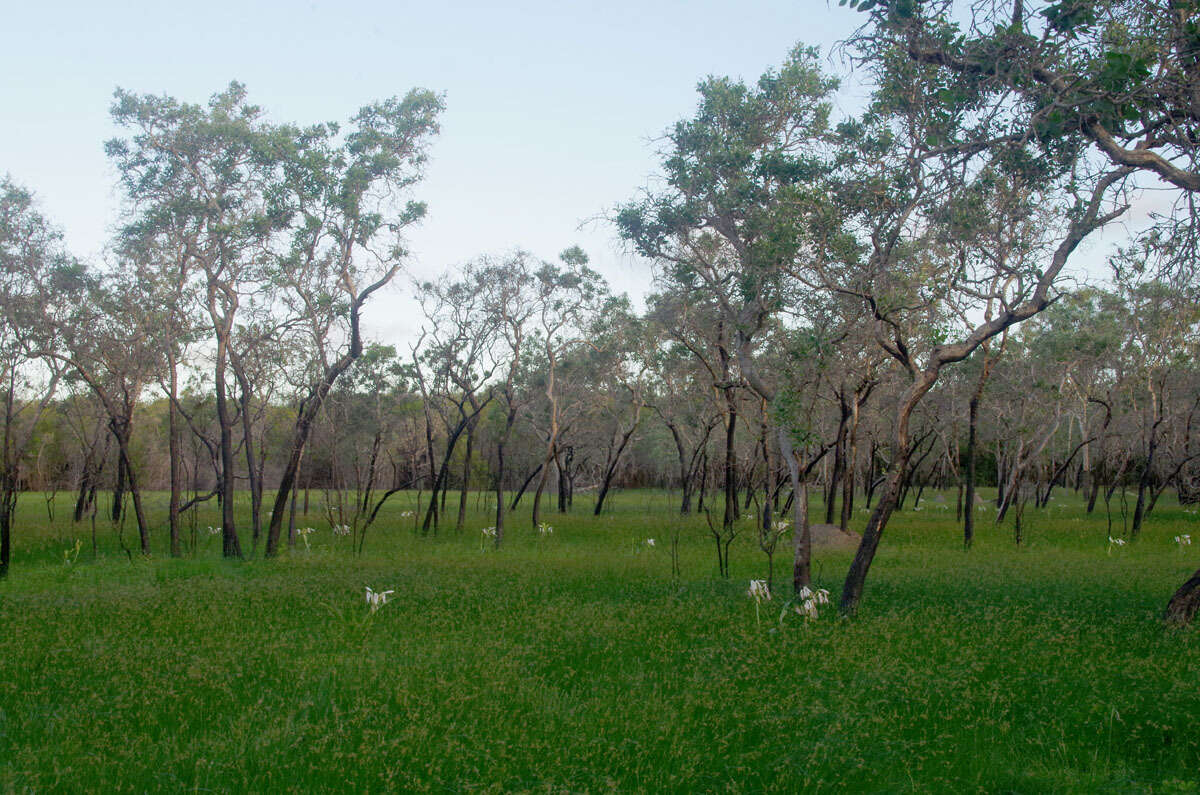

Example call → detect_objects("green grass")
1 489 1199 792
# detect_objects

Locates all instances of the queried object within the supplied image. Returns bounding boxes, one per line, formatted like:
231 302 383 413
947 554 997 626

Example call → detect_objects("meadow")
0 489 1198 792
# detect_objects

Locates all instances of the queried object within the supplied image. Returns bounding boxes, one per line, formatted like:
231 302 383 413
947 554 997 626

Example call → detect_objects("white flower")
481 526 497 538
771 520 790 533
332 524 351 536
537 522 553 536
786 586 830 621
399 511 415 518
794 599 819 619
645 538 655 547
1108 536 1126 546
297 526 316 550
1175 534 1192 546
365 586 394 613
747 579 771 603
206 525 220 535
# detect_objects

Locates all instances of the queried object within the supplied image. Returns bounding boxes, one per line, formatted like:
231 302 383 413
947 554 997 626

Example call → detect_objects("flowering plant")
365 586 394 613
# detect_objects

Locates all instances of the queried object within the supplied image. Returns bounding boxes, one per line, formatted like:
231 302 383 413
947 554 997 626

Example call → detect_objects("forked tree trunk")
779 429 811 592
840 372 936 615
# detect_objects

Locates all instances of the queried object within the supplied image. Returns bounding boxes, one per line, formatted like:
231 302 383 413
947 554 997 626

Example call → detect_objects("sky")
1 0 869 341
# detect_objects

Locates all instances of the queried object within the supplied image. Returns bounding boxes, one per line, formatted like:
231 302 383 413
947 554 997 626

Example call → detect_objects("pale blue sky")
1 1 864 337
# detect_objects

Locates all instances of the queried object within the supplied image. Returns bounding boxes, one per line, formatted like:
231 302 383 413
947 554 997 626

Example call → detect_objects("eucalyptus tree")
1105 278 1200 533
643 296 724 514
616 45 843 589
840 0 1200 624
0 179 74 575
318 344 421 554
587 301 655 516
525 248 610 530
473 251 542 545
108 83 281 558
413 266 502 533
116 229 201 557
261 91 442 556
50 267 165 555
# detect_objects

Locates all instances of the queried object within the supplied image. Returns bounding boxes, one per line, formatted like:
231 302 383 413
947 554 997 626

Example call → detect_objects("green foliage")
1 490 1198 790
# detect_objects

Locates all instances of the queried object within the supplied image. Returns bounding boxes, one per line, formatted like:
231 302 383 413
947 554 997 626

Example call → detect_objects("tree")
842 0 1200 621
0 178 73 575
263 89 443 557
617 45 844 588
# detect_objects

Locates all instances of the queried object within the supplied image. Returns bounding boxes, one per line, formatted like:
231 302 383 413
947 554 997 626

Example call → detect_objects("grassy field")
1 488 1198 792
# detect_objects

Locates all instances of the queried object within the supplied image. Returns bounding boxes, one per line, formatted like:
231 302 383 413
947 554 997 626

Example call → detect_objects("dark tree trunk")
0 478 15 578
214 354 242 559
964 393 981 548
840 373 936 616
1131 431 1158 535
111 451 126 522
841 396 861 532
111 423 151 556
723 390 738 530
595 413 642 516
494 438 508 545
1165 568 1200 626
509 463 543 511
166 354 183 557
456 419 474 532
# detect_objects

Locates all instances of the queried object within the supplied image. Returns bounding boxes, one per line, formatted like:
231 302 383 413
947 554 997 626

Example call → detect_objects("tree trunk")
111 451 126 522
1165 569 1200 626
779 429 811 593
112 424 151 556
214 350 242 559
841 396 860 532
1131 434 1157 535
456 419 474 532
0 478 15 578
166 353 183 557
723 388 738 529
964 393 981 548
840 373 935 616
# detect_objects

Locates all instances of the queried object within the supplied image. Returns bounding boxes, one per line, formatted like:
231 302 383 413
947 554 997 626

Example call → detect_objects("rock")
808 523 862 550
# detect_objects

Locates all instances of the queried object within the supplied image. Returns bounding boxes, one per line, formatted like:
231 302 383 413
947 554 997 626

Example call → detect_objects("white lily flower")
795 599 819 619
365 586 395 612
747 579 771 603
